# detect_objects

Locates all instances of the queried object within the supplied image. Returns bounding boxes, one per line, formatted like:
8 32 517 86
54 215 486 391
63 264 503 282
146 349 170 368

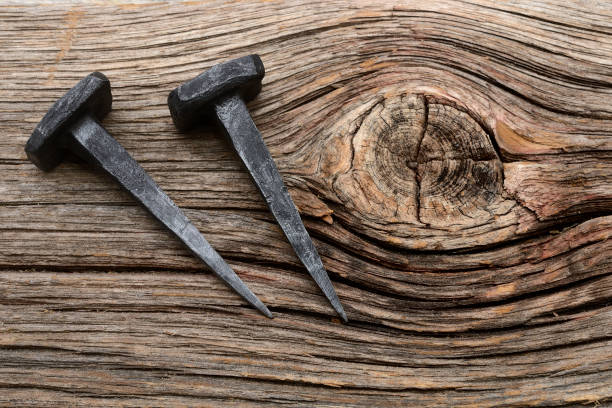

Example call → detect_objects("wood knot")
319 92 517 248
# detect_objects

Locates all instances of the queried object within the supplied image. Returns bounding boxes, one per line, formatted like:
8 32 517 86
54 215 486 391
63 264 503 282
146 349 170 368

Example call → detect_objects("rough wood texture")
1 0 611 406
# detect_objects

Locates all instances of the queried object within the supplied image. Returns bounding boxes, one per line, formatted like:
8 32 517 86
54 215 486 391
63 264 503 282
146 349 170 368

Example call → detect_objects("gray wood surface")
1 0 610 406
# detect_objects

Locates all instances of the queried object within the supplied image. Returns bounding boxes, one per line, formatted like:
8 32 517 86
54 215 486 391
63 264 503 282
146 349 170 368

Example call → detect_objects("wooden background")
1 0 611 406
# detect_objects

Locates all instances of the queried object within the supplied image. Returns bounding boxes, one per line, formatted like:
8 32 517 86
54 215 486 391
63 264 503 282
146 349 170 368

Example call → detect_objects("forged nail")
25 72 272 319
168 55 348 322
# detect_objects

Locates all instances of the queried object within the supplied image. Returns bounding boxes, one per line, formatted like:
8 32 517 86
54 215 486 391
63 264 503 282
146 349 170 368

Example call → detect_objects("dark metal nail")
168 56 348 322
25 72 272 319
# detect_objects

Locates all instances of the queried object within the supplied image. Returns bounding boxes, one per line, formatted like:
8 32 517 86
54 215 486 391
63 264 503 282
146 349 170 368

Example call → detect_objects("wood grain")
0 0 610 406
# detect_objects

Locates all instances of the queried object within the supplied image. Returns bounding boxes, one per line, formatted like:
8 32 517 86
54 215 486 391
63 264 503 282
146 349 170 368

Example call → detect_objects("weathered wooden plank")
1 270 611 402
0 0 610 406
